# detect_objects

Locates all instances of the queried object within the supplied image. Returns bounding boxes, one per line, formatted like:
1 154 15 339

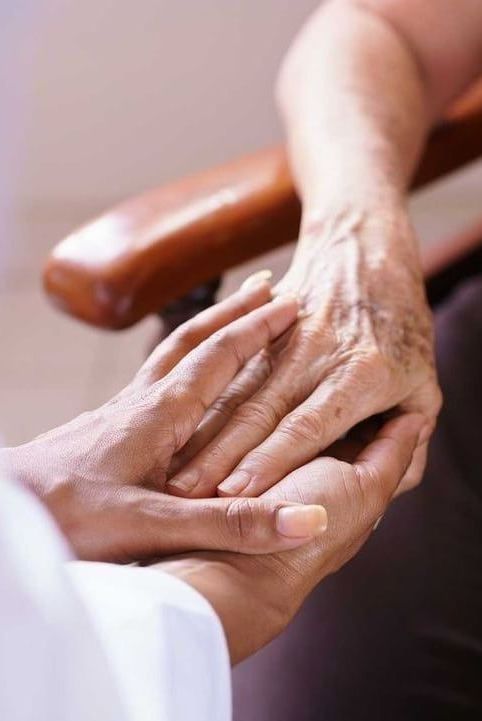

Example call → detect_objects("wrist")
158 552 303 664
278 200 424 318
302 191 408 243
286 197 419 277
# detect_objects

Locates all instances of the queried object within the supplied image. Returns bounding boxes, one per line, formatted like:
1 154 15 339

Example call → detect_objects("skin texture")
4 0 481 671
166 0 482 502
2 283 333 562
160 412 425 664
1 279 423 666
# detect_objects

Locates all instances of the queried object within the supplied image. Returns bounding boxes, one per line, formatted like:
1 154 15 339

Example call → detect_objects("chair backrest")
44 80 482 329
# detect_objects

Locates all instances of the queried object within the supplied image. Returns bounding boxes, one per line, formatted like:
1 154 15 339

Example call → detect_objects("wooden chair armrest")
44 82 482 329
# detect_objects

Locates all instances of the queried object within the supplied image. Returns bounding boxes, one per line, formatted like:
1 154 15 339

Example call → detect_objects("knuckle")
190 388 210 416
244 447 277 473
235 396 281 434
155 382 205 449
354 346 390 381
171 321 200 352
175 383 210 418
258 314 275 343
331 460 371 531
224 498 258 549
279 407 324 444
210 394 240 421
352 462 387 520
291 325 336 365
298 323 333 349
211 328 245 366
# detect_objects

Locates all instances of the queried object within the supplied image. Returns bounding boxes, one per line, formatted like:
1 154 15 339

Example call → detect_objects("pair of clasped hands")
4 273 431 660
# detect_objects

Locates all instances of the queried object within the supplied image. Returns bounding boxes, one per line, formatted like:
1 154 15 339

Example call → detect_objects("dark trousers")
234 275 482 721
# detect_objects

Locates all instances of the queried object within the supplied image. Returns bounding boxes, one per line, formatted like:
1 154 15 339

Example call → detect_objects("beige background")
1 1 480 446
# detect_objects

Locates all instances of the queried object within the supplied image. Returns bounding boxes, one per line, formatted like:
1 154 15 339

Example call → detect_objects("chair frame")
44 81 482 329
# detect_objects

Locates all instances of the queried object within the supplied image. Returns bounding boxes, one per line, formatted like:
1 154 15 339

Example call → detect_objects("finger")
158 294 299 452
114 487 328 560
261 413 423 539
168 351 271 476
166 328 316 497
261 455 376 576
167 382 297 497
215 378 387 498
322 416 427 505
134 280 273 386
352 413 425 512
167 321 298 491
393 440 428 496
167 322 292 475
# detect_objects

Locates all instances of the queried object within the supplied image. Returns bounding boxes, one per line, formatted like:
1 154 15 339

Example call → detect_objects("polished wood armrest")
44 82 482 329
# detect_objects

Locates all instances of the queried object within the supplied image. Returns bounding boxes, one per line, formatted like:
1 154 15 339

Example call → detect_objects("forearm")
278 0 482 231
277 1 429 221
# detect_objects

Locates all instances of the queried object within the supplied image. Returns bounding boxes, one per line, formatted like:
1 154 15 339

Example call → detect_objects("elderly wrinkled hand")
167 205 441 501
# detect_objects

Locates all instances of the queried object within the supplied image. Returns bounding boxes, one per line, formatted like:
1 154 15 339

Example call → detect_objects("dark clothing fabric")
233 275 482 721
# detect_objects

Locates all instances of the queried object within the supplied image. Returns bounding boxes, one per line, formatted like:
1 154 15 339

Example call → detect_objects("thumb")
123 489 328 558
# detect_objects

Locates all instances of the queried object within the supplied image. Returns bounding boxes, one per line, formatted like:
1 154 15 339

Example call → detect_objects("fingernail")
240 269 273 291
276 504 328 538
217 470 251 496
167 470 199 493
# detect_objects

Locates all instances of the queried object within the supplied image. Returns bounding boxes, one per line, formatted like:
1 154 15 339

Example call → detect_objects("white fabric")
0 471 231 721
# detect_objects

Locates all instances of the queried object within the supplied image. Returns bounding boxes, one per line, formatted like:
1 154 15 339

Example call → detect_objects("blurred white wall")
6 0 319 210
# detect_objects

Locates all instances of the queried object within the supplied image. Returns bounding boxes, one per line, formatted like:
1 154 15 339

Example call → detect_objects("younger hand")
3 283 327 562
166 205 441 499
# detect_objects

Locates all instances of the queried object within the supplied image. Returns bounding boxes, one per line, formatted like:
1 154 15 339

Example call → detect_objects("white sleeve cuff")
67 561 231 721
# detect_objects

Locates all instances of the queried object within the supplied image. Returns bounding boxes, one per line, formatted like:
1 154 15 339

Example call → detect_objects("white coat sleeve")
0 471 231 721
